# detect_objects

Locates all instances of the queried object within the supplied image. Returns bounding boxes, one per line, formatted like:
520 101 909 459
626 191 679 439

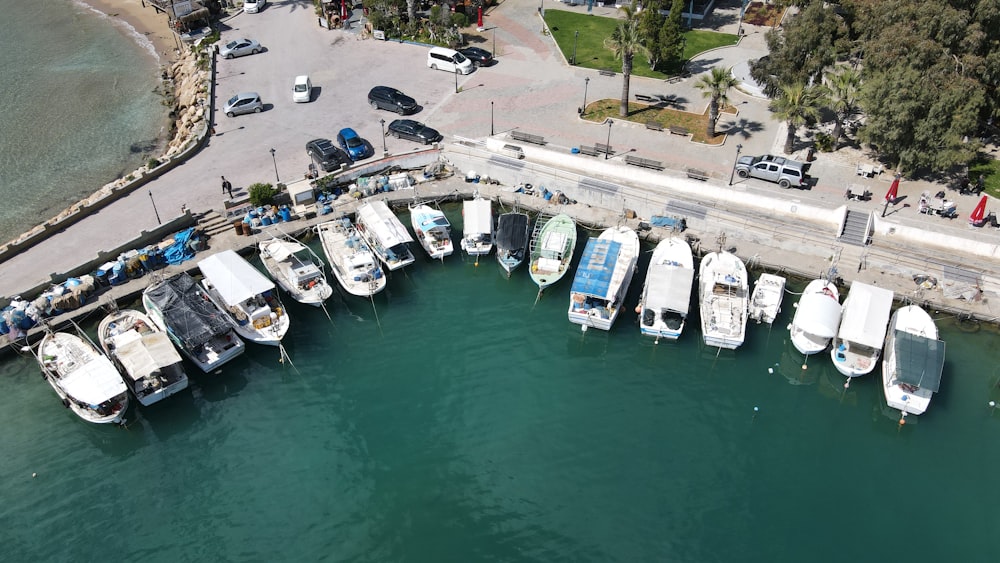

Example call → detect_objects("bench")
510 131 546 145
645 121 664 132
624 155 665 171
686 168 709 181
599 68 616 77
595 143 612 156
578 145 599 157
635 94 657 103
666 75 684 84
669 125 690 136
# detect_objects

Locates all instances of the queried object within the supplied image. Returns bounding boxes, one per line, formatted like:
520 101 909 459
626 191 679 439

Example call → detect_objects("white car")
293 75 312 103
243 0 266 13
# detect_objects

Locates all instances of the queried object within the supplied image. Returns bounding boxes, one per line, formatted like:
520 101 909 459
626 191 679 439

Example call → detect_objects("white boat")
749 273 786 324
316 217 387 297
143 273 246 373
831 281 894 377
637 238 694 340
882 305 945 416
410 203 454 259
698 251 749 349
788 279 842 355
460 197 494 256
198 250 290 347
98 309 189 407
529 213 578 293
258 232 333 307
568 226 640 331
355 200 415 271
495 210 530 276
37 326 129 424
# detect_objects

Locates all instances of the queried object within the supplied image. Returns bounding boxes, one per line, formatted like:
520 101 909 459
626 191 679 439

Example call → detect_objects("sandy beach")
83 0 182 64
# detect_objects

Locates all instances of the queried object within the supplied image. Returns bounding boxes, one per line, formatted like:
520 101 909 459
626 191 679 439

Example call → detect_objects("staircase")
197 211 236 238
839 209 872 246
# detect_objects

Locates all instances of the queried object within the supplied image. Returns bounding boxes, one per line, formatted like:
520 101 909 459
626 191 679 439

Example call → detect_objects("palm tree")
407 0 417 25
694 67 739 138
604 19 648 117
822 67 862 149
770 83 824 154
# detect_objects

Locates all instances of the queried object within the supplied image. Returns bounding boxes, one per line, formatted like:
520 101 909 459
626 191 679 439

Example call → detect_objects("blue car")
337 128 368 161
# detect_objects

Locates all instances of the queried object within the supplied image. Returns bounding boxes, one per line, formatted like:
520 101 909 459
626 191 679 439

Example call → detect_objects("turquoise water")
3 210 1000 560
0 0 168 243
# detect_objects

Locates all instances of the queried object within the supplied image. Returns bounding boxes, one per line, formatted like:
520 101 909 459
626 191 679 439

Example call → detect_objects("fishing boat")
749 273 786 324
831 281 894 378
143 273 246 372
258 232 333 307
460 197 494 256
316 217 387 297
698 250 749 350
637 237 694 340
495 209 530 276
529 213 578 293
37 325 129 424
881 305 945 416
567 226 640 331
355 200 415 271
98 309 188 407
788 278 842 355
409 203 454 259
198 250 290 346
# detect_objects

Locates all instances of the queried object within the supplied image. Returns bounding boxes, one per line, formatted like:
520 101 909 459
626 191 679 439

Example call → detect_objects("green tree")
638 2 665 70
604 19 648 117
658 0 686 72
822 67 862 149
694 66 739 138
769 83 824 154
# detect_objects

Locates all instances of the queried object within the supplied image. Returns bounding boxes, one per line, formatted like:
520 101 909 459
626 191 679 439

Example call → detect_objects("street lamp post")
572 30 579 65
491 101 494 136
455 67 459 94
582 76 589 115
493 27 496 56
729 143 743 185
737 0 747 36
379 118 387 153
148 190 161 225
269 148 279 183
605 119 613 160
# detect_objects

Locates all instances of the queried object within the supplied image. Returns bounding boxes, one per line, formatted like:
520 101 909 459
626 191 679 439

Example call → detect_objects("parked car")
336 128 369 161
219 38 261 59
243 0 266 13
427 47 474 75
306 138 344 172
293 75 312 103
734 154 807 188
367 86 418 115
458 47 494 67
386 119 443 145
223 92 262 117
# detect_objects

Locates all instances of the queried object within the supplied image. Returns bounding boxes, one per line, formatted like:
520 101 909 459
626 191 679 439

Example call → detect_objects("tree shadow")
685 56 724 76
722 117 765 141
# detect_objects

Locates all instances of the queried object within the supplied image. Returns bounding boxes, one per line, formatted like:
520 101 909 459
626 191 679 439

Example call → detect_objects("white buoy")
767 367 773 374
32 472 37 478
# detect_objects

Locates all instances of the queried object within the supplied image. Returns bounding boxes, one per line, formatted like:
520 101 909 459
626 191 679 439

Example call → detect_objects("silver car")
219 38 261 59
223 92 262 117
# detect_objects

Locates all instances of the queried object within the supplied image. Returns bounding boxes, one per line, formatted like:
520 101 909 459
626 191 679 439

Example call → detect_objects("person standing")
222 176 233 198
976 174 985 195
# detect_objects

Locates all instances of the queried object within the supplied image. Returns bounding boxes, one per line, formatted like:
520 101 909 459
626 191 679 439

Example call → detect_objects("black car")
306 138 344 172
387 119 442 145
368 86 418 115
458 47 493 67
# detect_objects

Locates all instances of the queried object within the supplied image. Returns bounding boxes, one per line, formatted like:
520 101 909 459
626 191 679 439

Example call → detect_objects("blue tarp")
163 228 196 266
650 215 687 231
570 238 621 297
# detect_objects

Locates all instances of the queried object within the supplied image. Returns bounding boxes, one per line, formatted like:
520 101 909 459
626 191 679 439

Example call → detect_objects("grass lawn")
543 9 738 78
969 157 1000 198
581 99 736 145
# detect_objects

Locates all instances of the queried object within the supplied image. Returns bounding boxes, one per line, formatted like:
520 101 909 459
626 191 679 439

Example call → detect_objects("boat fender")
62 398 70 408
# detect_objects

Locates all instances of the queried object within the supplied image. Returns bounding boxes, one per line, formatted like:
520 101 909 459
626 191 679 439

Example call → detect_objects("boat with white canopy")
198 250 290 347
882 305 945 417
355 200 415 271
637 238 694 341
831 282 893 377
788 278 842 355
567 226 639 331
258 232 333 307
460 197 494 256
409 203 454 259
99 309 189 406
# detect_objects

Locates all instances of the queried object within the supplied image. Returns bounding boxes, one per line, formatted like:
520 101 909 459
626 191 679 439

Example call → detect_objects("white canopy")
198 249 275 306
463 198 492 236
792 292 842 339
838 282 894 348
61 356 127 406
263 239 306 263
645 264 694 314
114 331 183 383
357 201 413 247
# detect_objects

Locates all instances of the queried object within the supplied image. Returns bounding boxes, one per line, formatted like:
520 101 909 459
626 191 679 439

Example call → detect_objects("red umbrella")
341 0 348 20
970 195 988 224
884 175 900 203
478 7 484 30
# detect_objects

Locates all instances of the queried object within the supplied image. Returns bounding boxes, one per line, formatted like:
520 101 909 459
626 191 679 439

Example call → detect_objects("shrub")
248 182 278 207
450 13 469 28
147 157 161 169
814 132 834 152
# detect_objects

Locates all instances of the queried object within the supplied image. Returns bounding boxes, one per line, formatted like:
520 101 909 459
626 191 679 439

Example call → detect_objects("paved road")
0 0 996 299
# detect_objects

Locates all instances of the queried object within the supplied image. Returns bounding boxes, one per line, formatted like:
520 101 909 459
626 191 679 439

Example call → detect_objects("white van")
427 47 474 75
293 75 312 103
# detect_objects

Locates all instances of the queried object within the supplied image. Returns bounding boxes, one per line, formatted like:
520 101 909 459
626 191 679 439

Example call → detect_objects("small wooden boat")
98 309 188 407
788 279 841 355
410 203 454 260
637 237 694 340
258 231 333 307
882 305 945 418
198 250 290 347
529 213 578 293
749 273 786 324
495 210 530 276
567 226 640 331
831 282 893 377
460 197 494 256
355 200 415 271
698 251 749 350
37 325 129 424
316 217 387 297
